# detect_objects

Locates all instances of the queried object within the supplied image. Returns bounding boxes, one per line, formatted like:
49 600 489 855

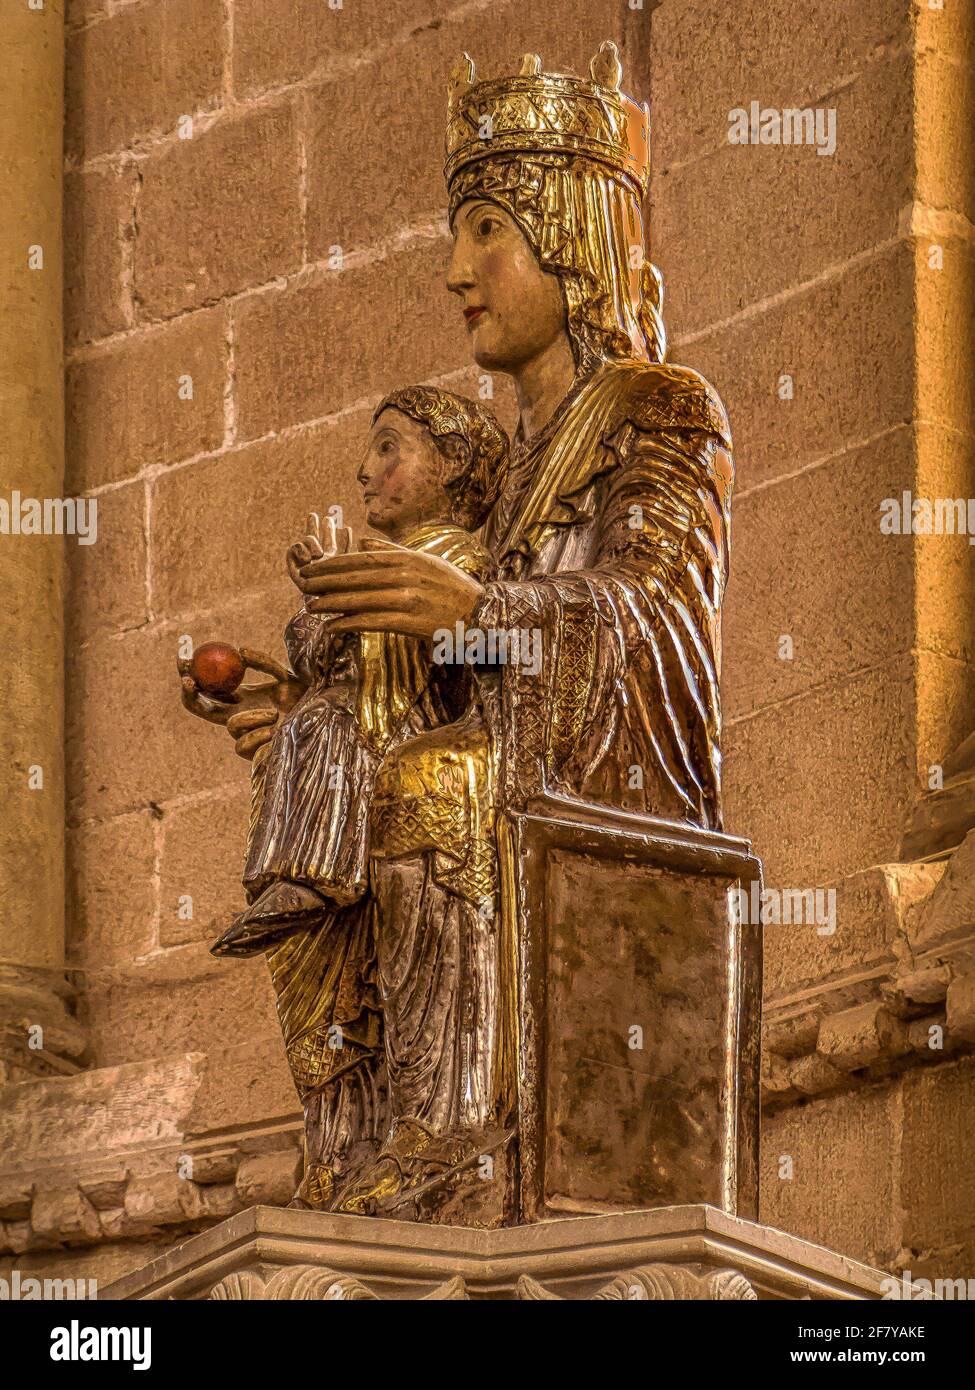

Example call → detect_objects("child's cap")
372 386 509 530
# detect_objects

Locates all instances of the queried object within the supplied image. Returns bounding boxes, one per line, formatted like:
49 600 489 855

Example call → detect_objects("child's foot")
210 881 329 957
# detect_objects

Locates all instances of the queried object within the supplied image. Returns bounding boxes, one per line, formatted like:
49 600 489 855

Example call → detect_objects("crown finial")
590 39 623 91
448 53 475 110
445 43 649 195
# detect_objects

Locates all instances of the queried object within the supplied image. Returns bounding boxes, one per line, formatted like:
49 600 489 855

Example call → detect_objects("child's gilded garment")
243 523 493 907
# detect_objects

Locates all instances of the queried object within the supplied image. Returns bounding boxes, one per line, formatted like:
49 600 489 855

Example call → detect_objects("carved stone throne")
500 793 762 1224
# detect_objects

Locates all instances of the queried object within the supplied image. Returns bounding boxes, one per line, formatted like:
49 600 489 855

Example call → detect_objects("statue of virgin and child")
178 41 735 1225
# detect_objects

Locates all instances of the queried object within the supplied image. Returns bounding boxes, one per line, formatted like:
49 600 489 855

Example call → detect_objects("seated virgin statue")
179 43 741 1226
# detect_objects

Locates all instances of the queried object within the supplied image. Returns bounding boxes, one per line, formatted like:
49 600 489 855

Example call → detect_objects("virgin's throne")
500 792 763 1224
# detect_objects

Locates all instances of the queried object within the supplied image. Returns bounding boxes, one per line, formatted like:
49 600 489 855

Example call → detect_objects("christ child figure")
211 385 509 957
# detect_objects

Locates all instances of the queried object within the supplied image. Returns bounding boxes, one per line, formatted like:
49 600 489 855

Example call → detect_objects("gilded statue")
178 41 738 1226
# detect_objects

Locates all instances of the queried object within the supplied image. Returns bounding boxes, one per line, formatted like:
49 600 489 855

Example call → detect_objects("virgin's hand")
178 647 306 760
180 677 283 761
226 708 278 761
297 539 484 640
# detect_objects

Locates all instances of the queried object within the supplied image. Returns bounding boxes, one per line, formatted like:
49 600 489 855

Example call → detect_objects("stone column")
0 0 81 1078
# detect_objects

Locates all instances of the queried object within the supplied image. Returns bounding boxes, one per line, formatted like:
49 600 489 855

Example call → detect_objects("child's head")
359 387 508 540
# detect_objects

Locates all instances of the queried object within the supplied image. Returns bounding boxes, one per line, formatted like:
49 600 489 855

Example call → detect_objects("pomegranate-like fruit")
189 642 246 699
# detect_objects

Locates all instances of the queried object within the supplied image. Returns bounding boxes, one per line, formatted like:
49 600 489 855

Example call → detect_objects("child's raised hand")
287 512 325 587
287 512 354 589
323 514 354 557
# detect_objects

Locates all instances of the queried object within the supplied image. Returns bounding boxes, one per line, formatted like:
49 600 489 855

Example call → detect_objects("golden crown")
445 41 650 195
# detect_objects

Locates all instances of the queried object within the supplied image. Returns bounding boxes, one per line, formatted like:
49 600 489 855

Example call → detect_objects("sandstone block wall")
1 0 972 1287
650 0 974 1274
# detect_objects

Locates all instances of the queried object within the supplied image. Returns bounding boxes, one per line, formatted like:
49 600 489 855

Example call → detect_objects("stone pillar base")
103 1204 898 1301
0 965 85 1083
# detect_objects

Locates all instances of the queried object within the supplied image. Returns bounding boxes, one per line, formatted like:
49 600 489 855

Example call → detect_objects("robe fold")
245 524 493 1176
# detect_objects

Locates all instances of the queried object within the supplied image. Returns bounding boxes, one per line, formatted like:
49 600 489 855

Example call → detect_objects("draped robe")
368 358 734 1144
242 524 493 1197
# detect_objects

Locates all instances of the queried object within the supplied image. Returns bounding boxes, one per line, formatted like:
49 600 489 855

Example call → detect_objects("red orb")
189 642 246 699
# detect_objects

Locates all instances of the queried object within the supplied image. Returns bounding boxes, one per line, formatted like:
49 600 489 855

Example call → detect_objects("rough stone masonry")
0 0 972 1287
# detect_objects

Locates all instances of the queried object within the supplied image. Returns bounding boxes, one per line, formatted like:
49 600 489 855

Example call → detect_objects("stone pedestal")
103 1204 896 1301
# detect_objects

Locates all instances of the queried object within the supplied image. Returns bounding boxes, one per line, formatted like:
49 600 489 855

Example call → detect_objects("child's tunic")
243 523 494 904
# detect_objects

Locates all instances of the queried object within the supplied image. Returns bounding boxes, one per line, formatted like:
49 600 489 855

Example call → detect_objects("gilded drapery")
478 359 732 829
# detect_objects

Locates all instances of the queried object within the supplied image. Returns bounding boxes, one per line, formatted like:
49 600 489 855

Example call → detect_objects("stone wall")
1 0 972 1287
650 0 974 1276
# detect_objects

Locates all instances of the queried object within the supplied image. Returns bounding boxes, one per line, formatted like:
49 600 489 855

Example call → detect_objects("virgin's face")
447 198 567 372
357 408 451 541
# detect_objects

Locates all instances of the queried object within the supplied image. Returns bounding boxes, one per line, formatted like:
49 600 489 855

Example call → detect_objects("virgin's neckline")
512 366 598 458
